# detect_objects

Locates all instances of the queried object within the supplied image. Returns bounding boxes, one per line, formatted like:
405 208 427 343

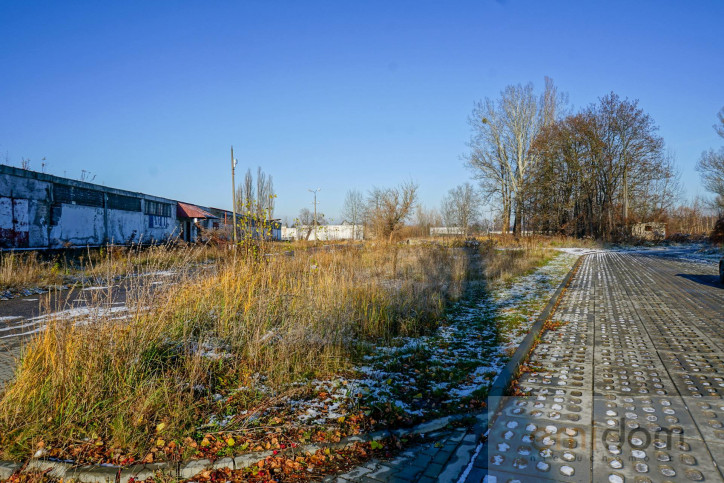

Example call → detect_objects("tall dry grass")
0 243 469 459
0 252 65 290
0 243 222 292
483 246 555 282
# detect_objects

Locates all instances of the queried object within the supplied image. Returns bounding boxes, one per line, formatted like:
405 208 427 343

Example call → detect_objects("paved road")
468 251 724 482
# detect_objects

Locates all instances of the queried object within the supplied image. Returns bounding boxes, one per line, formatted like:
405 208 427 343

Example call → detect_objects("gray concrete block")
178 458 212 479
233 450 273 469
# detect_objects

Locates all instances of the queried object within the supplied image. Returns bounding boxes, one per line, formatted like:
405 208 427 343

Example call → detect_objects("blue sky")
1 1 723 222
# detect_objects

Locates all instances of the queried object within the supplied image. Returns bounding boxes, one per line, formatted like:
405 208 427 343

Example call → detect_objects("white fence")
282 224 364 241
430 227 465 236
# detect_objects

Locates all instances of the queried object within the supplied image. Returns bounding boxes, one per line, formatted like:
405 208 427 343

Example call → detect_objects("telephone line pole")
308 188 320 242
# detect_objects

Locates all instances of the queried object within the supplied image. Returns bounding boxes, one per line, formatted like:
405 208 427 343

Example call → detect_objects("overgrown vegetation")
0 243 219 292
0 242 462 459
0 239 563 465
0 252 65 291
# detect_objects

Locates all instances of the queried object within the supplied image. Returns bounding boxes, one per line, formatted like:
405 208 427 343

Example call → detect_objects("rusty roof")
177 202 217 219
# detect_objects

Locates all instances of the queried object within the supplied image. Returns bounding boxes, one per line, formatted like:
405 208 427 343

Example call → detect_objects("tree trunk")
513 198 523 236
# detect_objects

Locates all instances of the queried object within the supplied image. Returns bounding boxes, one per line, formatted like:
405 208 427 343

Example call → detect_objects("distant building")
430 227 465 236
282 222 363 241
0 165 280 249
631 222 666 241
176 202 218 243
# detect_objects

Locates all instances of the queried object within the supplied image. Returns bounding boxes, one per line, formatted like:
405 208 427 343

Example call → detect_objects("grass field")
0 237 574 465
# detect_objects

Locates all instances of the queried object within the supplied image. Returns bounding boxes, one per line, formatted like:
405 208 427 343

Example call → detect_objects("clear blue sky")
1 0 723 222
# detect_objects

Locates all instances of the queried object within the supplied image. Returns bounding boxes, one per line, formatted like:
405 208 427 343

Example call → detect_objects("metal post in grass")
308 187 320 245
231 146 238 247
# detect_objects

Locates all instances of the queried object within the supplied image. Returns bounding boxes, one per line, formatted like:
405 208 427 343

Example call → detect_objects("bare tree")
297 208 313 240
256 167 267 218
667 197 719 235
696 107 724 213
366 181 418 242
265 176 275 219
236 168 255 215
698 150 724 212
466 77 566 235
341 189 365 240
298 208 313 226
341 189 365 225
716 107 724 138
236 167 276 218
414 205 442 237
440 183 482 236
297 207 327 240
528 93 674 239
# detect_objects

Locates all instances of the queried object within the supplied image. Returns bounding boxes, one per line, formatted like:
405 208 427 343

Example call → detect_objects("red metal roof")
177 202 217 219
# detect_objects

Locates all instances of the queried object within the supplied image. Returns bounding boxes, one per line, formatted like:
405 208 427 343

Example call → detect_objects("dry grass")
0 242 470 459
0 238 557 462
483 246 554 283
0 243 222 292
0 252 65 291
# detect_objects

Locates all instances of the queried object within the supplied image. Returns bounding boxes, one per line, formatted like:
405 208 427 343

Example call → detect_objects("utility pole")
308 188 320 243
231 146 238 246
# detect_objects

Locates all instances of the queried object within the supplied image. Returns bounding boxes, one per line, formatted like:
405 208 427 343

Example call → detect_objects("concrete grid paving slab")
474 252 724 483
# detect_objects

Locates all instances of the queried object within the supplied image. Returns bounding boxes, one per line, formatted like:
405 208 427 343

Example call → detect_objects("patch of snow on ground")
339 251 579 419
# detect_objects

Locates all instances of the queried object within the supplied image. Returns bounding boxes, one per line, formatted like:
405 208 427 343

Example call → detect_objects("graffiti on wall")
148 215 169 229
0 197 30 248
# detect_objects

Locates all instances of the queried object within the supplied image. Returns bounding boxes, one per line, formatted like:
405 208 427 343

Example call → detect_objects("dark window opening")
52 184 103 208
108 193 142 212
145 201 172 217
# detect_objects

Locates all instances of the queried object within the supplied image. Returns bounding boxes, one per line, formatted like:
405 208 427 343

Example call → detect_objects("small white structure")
430 226 465 236
282 223 363 241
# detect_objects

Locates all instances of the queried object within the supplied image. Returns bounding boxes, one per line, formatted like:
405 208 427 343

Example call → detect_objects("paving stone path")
332 251 723 482
470 251 724 482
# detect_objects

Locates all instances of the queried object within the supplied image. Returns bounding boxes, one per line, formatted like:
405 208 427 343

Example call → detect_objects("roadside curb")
0 414 480 482
485 254 583 429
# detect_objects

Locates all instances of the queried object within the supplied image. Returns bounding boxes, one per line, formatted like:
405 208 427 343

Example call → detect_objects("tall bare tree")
265 176 275 219
298 208 313 226
236 167 276 219
696 107 724 213
341 189 365 239
466 77 566 235
341 189 365 225
236 168 255 215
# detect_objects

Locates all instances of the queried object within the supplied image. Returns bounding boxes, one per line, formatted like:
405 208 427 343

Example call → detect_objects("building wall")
0 165 177 249
430 227 465 236
282 224 363 241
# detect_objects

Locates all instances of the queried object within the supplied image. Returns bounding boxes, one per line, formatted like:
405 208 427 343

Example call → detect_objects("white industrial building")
0 165 280 249
282 223 363 241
